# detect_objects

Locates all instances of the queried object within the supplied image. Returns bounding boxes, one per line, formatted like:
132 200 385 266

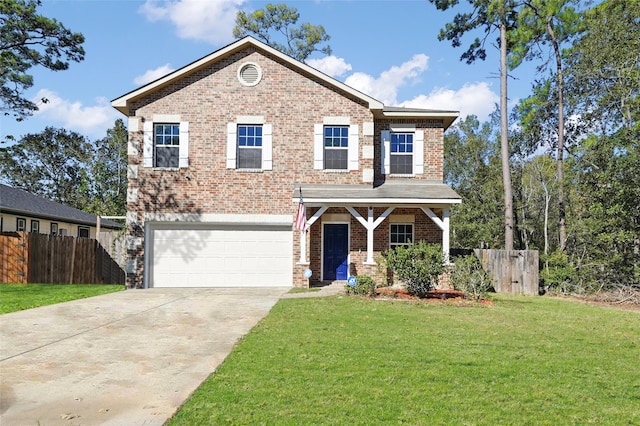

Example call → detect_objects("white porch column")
298 205 328 264
420 207 451 263
346 206 395 264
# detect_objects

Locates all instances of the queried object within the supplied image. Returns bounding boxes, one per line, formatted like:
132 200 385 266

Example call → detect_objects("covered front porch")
292 183 462 287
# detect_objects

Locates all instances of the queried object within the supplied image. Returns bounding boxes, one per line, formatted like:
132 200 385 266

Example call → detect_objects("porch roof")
293 182 462 206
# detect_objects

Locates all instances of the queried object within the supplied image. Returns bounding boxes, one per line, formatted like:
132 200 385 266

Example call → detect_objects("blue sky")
2 0 543 142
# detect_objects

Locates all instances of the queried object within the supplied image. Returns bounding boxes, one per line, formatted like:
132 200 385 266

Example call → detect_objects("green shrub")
451 255 494 301
345 275 376 297
540 250 577 293
384 242 444 298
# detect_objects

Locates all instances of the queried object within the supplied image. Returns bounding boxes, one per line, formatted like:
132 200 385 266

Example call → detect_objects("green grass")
169 295 640 425
287 287 322 294
0 284 125 314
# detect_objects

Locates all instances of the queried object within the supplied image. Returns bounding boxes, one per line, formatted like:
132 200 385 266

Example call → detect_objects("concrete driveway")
0 287 288 425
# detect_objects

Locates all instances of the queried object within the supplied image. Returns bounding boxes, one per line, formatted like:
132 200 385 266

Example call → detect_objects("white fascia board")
292 198 462 205
111 37 384 115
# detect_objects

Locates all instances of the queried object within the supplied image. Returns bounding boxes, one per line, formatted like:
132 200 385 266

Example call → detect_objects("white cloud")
139 0 245 45
32 89 120 139
344 54 429 105
400 82 499 122
307 56 352 78
134 64 176 86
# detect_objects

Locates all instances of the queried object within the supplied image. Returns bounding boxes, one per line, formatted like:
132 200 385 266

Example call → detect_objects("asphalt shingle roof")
0 184 122 229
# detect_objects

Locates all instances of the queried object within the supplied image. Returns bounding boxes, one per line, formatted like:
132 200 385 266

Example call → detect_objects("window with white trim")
314 120 359 171
381 127 424 176
154 124 180 168
142 118 189 169
237 124 263 169
390 223 413 248
324 126 349 169
51 222 58 235
390 133 413 175
30 220 39 233
17 217 26 231
226 118 272 170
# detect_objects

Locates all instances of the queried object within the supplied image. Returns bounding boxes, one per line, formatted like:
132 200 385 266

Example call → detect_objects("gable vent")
238 62 262 86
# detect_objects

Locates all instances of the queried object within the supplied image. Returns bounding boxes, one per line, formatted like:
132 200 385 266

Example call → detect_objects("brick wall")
123 46 446 288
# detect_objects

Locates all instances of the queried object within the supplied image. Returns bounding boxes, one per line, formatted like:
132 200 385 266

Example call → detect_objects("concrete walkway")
0 287 288 426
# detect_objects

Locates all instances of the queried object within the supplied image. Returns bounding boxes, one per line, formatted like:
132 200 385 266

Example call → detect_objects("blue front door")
323 224 349 280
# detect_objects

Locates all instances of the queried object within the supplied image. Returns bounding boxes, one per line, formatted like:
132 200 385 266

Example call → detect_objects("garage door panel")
150 225 292 288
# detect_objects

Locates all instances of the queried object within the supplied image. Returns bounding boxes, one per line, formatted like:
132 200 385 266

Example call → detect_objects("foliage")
233 3 331 63
0 284 124 314
384 242 443 298
0 126 93 210
345 275 376 297
168 295 640 425
451 255 494 300
0 0 85 122
0 121 128 215
539 249 576 293
427 0 518 250
444 115 503 249
87 119 128 215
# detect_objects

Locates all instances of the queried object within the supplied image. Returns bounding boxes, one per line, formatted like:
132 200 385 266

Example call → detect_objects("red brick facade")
115 38 457 289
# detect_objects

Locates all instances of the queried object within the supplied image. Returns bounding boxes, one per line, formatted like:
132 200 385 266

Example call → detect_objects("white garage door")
149 224 293 288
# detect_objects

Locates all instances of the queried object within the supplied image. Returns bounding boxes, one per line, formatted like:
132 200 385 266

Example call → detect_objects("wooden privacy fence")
475 249 539 296
0 232 125 284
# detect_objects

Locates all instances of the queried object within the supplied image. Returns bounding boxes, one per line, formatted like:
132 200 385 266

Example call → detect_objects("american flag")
295 188 306 231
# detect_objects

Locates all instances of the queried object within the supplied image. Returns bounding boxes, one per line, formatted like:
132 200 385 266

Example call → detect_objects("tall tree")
428 0 519 250
233 3 331 63
510 0 580 251
444 115 504 249
0 0 85 122
88 119 128 216
0 127 92 209
563 0 639 133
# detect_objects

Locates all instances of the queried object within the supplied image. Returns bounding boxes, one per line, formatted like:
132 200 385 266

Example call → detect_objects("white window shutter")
262 123 273 170
179 121 189 168
348 124 359 171
314 124 324 170
227 122 237 169
414 130 424 175
143 121 153 167
381 130 390 175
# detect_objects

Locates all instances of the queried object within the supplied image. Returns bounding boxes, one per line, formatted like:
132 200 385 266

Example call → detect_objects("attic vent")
238 62 262 86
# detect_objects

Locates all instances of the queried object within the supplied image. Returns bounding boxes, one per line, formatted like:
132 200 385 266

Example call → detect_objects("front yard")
169 294 640 425
0 284 124 314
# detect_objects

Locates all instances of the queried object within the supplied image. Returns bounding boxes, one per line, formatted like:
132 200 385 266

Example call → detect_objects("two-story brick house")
111 36 461 289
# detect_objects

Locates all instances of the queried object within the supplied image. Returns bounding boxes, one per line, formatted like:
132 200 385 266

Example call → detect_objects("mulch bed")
374 287 493 305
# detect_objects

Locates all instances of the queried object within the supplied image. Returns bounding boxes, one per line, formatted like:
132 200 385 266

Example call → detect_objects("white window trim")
381 127 424 176
314 119 358 171
142 118 189 169
390 223 414 248
227 117 272 170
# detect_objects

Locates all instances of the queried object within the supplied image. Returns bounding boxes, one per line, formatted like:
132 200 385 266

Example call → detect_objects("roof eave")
111 37 384 116
376 110 460 130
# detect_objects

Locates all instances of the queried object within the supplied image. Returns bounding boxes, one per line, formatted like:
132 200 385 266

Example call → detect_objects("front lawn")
0 284 125 314
169 295 640 425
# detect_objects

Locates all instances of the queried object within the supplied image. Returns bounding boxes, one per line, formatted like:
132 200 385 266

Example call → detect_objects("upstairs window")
237 125 263 169
324 126 349 170
390 133 413 175
154 124 180 168
390 223 413 248
17 218 26 232
30 220 40 233
78 226 90 238
143 117 189 168
51 223 59 235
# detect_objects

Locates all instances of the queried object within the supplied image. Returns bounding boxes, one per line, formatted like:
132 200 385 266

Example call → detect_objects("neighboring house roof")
111 36 459 129
294 182 462 205
0 184 122 229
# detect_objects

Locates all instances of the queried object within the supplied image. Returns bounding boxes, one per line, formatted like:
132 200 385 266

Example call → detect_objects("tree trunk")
547 19 567 251
500 17 514 251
